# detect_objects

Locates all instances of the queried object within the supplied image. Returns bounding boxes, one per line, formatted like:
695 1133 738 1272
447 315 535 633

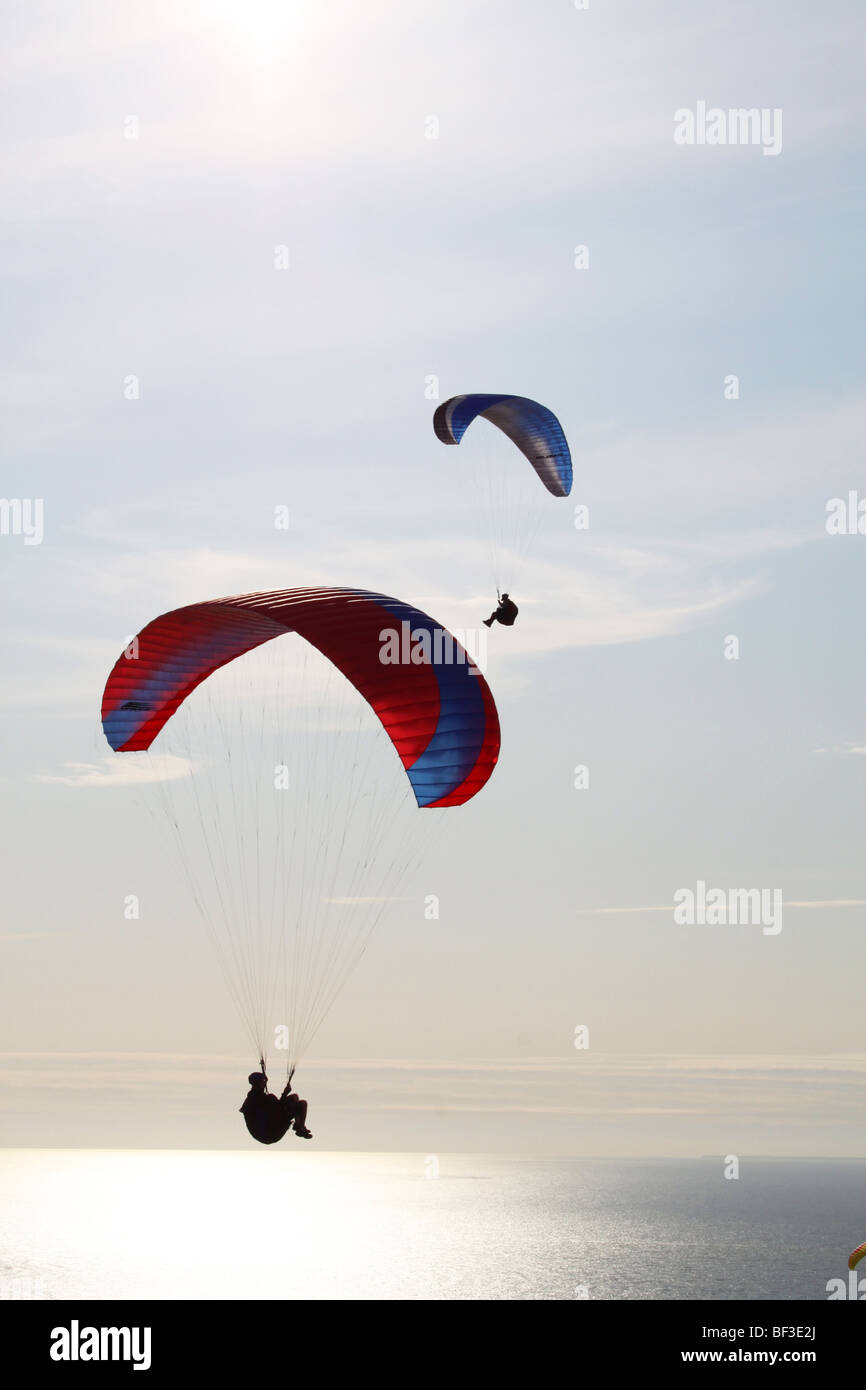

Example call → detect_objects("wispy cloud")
37 755 192 788
4 1052 864 1151
0 525 776 715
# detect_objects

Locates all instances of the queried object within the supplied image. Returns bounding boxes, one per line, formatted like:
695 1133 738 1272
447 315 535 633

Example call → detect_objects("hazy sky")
2 0 865 1154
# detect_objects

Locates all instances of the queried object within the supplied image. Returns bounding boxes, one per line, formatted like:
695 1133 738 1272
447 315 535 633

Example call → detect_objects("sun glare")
201 0 311 63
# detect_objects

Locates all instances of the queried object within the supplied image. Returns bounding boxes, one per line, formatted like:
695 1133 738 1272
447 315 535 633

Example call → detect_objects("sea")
0 1151 863 1301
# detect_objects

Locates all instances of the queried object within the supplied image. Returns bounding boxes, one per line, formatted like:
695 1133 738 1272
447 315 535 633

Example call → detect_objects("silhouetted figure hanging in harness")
483 593 518 628
240 1066 312 1144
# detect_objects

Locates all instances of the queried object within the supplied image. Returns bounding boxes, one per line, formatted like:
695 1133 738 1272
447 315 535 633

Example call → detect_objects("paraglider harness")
240 1061 297 1145
493 589 518 627
257 1058 294 1094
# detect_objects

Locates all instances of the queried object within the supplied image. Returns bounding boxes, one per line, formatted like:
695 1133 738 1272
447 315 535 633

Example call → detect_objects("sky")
1 0 865 1154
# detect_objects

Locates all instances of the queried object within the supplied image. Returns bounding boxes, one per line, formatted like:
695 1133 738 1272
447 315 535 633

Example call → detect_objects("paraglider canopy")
99 586 501 1072
849 1242 866 1271
433 393 572 497
102 586 500 808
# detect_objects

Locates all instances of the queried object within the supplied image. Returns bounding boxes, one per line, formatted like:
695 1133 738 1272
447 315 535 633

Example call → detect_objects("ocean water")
0 1151 863 1301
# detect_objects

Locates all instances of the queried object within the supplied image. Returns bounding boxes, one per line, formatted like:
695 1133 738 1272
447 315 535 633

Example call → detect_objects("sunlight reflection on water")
1 1150 861 1300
